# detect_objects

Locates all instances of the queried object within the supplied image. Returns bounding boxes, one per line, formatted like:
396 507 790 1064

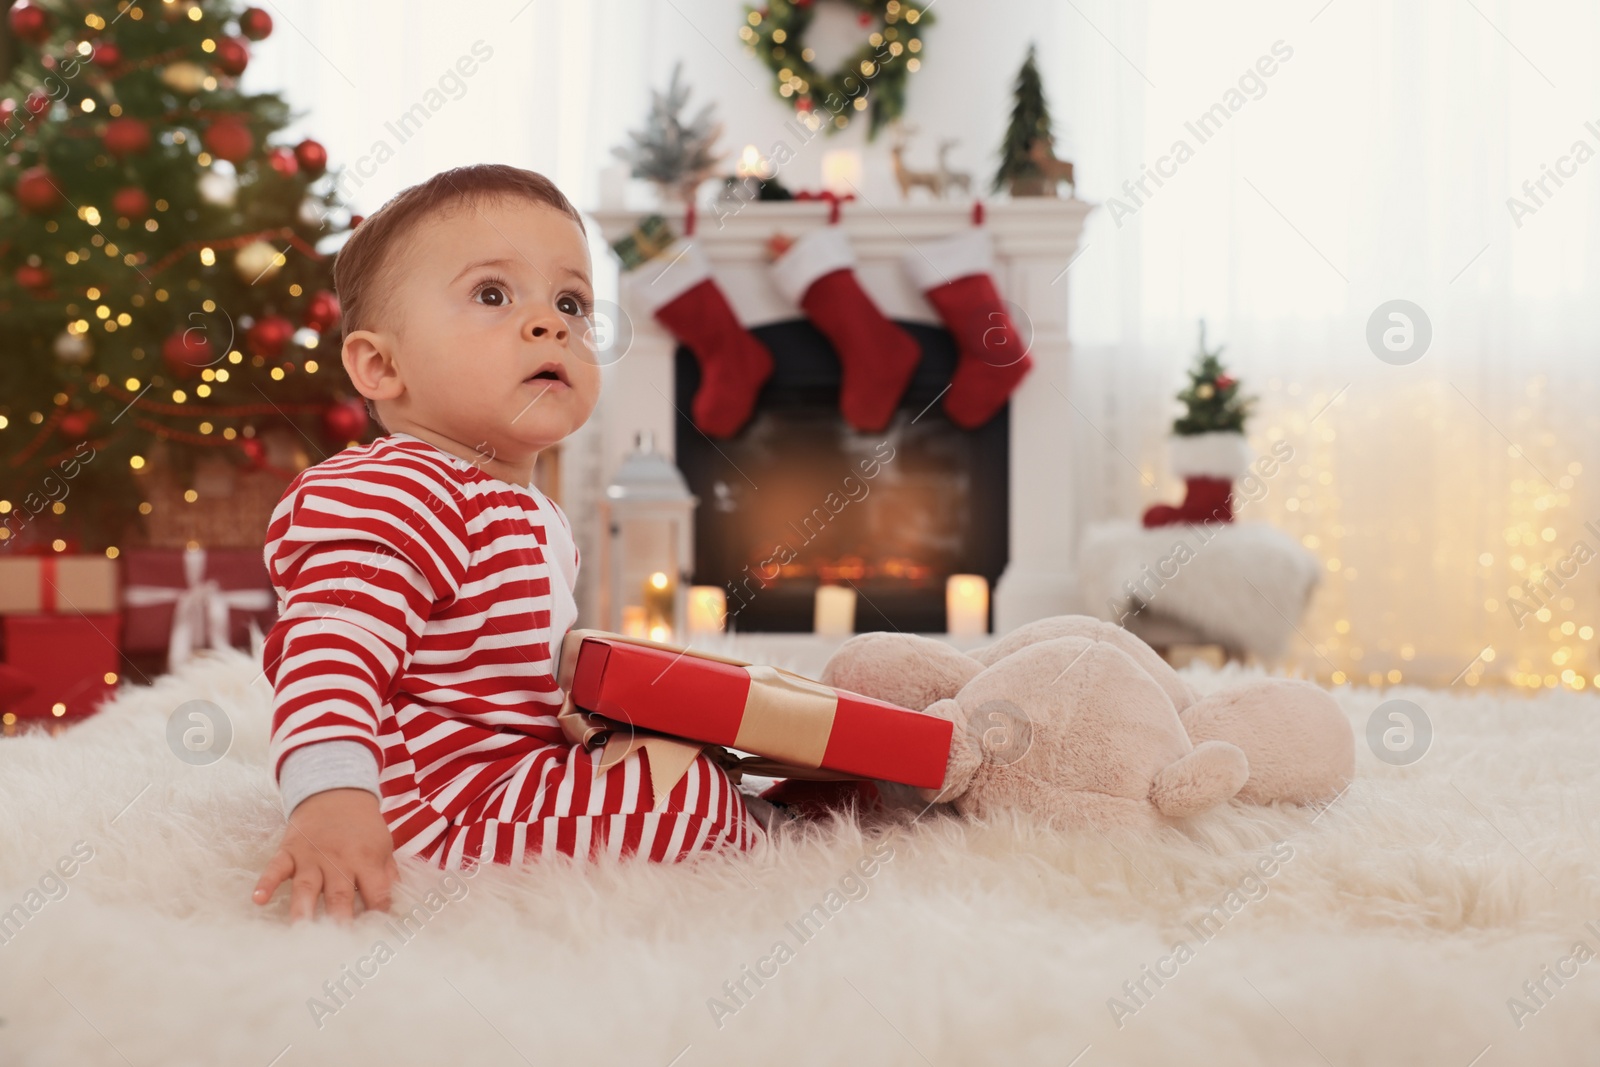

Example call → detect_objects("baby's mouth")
523 361 570 387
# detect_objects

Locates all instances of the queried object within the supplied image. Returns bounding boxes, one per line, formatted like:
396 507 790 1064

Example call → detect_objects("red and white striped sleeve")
262 455 471 788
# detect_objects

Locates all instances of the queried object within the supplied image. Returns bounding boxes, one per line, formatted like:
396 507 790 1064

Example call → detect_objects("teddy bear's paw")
1149 739 1250 817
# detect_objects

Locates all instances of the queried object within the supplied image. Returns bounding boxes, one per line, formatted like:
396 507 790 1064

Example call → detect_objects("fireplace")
675 320 1008 632
585 199 1091 640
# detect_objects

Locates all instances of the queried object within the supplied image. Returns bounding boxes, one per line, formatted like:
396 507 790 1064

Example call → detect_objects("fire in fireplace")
675 319 1008 633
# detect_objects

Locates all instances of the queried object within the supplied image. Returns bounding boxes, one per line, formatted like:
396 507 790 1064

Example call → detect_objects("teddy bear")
815 614 1354 830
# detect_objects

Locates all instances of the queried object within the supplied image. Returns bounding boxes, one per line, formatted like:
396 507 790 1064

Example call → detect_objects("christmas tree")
0 0 366 553
992 43 1053 195
612 62 723 204
1172 321 1252 435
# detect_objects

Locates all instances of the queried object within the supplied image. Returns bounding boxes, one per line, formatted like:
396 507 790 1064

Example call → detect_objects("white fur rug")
3 649 1599 1067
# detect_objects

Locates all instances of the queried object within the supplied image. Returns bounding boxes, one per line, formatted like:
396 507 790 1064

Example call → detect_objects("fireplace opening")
675 320 1009 633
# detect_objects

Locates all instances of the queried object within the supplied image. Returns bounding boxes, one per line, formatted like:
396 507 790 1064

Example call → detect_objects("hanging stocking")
1141 431 1254 528
629 239 774 439
770 227 920 433
904 226 1032 429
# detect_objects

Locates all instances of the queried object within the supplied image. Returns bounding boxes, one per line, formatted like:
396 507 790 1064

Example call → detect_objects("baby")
252 165 760 923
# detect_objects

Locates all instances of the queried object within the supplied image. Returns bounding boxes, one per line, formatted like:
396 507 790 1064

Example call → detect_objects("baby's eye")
473 283 509 307
556 294 588 317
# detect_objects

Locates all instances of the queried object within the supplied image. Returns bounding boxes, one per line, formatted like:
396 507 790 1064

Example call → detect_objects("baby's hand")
252 788 398 923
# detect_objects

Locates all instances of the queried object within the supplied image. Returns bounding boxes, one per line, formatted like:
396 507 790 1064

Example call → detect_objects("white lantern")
602 431 697 641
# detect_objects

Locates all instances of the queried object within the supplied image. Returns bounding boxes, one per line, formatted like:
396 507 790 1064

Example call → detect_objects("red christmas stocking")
631 240 773 439
905 228 1032 429
1141 432 1254 528
770 228 920 432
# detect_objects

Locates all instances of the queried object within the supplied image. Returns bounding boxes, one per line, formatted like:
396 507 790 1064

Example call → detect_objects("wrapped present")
1 614 121 721
122 546 277 673
554 629 954 807
0 554 119 614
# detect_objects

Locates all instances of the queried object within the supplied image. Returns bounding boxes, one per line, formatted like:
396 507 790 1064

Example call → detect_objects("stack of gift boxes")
0 546 279 732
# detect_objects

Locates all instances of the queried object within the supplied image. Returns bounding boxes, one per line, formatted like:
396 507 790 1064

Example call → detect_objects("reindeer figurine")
891 125 943 201
1026 135 1076 198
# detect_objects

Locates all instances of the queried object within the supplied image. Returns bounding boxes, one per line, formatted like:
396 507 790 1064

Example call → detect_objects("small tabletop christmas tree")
1142 321 1256 528
1172 321 1252 435
993 43 1053 195
0 0 364 552
612 62 723 205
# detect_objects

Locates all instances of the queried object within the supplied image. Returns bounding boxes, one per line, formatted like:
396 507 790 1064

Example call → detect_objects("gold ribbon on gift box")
555 629 857 810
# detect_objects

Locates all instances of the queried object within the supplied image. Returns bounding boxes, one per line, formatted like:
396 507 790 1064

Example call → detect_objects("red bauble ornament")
92 41 122 68
239 7 273 40
247 315 295 358
796 97 813 112
203 118 254 163
111 186 150 218
266 146 298 177
294 138 327 177
214 37 250 76
163 329 215 375
103 116 151 158
8 3 51 44
857 10 873 25
322 397 369 442
14 263 51 290
1215 374 1236 390
15 166 61 213
349 214 365 229
59 410 96 439
303 290 341 332
239 437 267 470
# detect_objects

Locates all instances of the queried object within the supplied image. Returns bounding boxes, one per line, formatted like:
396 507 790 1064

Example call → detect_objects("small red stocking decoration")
905 227 1032 429
771 227 920 433
632 240 774 439
1142 432 1254 528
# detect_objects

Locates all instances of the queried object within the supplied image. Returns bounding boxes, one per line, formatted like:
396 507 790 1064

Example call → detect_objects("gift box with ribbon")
1 614 121 721
121 546 278 673
0 555 119 615
553 629 954 808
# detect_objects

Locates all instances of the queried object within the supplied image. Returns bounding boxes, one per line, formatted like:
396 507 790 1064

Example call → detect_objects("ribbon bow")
123 546 275 674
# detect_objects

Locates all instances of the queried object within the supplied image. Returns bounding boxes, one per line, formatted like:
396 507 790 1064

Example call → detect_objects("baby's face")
382 198 601 463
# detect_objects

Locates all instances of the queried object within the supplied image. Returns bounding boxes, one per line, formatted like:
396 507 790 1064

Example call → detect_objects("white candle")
687 586 727 634
814 585 857 635
946 574 989 636
821 149 862 196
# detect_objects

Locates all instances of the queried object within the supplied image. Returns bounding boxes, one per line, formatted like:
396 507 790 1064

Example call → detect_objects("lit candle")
814 585 856 635
687 586 727 634
821 149 862 196
643 570 675 642
621 605 648 639
946 574 989 636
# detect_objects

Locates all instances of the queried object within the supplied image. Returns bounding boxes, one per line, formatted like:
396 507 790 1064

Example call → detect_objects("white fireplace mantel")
588 197 1094 636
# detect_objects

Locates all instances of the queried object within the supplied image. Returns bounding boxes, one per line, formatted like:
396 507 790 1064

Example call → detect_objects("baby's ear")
915 697 981 805
341 329 404 404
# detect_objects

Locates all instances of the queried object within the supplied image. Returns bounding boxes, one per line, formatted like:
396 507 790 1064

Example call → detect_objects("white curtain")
1063 0 1600 689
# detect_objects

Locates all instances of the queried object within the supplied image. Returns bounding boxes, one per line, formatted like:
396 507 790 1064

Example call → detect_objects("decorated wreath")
739 0 932 140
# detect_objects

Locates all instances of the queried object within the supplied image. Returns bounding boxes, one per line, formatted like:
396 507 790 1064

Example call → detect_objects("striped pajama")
262 432 759 868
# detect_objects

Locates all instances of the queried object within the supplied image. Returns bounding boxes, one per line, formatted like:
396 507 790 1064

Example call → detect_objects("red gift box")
1 614 121 721
555 629 953 800
121 546 277 670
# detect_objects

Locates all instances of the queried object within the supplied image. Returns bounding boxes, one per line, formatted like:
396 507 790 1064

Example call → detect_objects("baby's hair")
332 164 587 427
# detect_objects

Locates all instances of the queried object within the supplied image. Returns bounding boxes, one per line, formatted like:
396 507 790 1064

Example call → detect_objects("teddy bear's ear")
914 697 981 805
821 632 984 712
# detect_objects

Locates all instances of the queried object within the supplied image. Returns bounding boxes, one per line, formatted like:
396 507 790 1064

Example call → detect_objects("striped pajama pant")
414 743 762 870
